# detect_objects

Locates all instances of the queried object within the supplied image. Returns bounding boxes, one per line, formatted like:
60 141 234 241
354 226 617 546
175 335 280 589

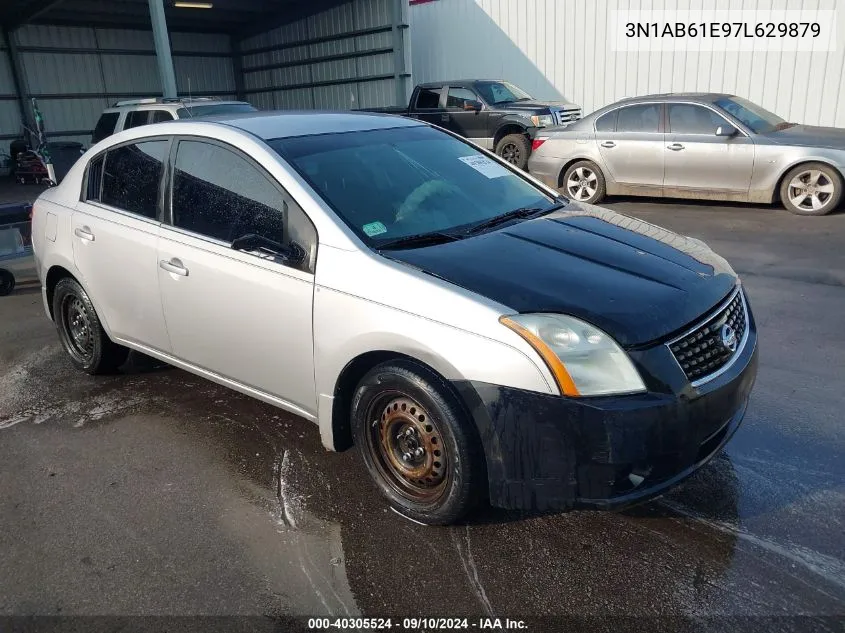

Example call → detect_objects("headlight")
500 314 646 396
530 114 555 127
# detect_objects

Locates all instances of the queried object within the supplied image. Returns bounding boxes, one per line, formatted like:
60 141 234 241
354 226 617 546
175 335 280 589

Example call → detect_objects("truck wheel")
53 277 129 374
780 163 842 216
562 160 606 204
495 133 530 170
351 359 486 525
0 270 14 296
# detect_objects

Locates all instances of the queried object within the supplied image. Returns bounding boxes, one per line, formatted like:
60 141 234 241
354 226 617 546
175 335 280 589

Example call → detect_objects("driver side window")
171 140 317 273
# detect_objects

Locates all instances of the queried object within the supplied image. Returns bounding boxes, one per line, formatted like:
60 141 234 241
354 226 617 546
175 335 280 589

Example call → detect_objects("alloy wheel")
500 142 522 165
787 169 835 212
567 166 598 201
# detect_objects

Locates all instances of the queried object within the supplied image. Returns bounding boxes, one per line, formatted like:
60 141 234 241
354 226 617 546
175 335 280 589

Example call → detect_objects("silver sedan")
528 93 845 216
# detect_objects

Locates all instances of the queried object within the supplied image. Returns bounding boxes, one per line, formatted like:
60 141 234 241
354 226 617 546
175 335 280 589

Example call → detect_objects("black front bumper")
452 318 758 512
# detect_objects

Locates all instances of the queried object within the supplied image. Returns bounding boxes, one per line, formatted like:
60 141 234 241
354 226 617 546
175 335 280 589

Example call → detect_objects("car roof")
417 79 510 88
205 110 424 140
614 93 734 104
104 100 251 112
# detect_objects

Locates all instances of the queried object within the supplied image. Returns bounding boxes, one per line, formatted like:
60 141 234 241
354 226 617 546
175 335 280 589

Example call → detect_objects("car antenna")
184 78 194 117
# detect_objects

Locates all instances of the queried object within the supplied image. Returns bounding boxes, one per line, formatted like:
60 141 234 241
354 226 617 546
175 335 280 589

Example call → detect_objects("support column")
148 0 178 98
391 0 411 107
231 35 246 101
2 27 31 145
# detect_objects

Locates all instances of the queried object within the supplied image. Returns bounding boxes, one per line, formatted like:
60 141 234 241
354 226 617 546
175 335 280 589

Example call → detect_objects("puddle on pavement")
2 343 844 619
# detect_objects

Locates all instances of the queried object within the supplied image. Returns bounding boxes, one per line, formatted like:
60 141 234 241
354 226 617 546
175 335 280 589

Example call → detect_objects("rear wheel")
562 160 606 204
351 360 486 525
0 270 14 296
495 133 530 170
780 163 842 216
53 277 129 374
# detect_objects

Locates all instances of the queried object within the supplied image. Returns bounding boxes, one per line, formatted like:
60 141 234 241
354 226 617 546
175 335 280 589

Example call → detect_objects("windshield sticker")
457 155 511 179
362 221 387 237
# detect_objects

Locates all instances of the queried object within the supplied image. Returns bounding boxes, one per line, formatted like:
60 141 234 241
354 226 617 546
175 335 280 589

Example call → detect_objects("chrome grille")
555 109 581 125
667 288 748 384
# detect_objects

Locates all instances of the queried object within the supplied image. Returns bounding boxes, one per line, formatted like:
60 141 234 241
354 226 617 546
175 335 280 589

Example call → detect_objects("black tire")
562 160 606 204
52 277 129 374
779 162 843 216
495 133 530 170
351 359 486 525
0 269 14 296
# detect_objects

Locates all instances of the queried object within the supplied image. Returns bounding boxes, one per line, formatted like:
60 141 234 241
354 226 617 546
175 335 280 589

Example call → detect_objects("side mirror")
231 233 305 264
463 100 482 112
715 124 738 137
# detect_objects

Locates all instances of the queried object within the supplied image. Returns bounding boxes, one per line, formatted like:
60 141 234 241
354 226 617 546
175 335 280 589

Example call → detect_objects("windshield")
271 125 555 246
474 81 533 105
176 103 257 118
713 96 786 133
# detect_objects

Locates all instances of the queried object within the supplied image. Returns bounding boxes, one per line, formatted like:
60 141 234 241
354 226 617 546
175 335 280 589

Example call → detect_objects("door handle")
74 227 95 241
159 258 189 277
600 141 616 148
440 114 449 122
667 143 685 151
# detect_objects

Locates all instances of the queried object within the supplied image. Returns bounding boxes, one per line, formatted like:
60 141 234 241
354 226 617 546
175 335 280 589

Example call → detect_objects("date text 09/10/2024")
307 618 528 630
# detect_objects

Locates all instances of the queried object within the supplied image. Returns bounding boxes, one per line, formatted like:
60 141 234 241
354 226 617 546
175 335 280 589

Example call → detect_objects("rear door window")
616 104 661 133
92 112 119 143
415 87 442 109
150 110 174 123
124 111 150 129
85 155 105 201
100 140 169 218
595 110 617 132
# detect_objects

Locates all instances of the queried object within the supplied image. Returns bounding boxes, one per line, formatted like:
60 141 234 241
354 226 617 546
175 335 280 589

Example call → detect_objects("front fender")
313 286 555 450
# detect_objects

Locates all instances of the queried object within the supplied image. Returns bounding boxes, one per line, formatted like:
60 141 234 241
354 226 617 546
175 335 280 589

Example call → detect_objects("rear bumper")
452 320 758 511
526 153 562 189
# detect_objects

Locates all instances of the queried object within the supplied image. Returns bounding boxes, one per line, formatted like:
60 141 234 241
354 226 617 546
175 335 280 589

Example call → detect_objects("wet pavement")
1 200 844 632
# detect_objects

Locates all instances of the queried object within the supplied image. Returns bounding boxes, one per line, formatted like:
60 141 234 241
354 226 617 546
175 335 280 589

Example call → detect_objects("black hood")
497 100 578 113
384 204 738 347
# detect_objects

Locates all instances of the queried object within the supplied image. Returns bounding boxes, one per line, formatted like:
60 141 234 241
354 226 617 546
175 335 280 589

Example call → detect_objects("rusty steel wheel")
351 360 486 525
366 395 448 503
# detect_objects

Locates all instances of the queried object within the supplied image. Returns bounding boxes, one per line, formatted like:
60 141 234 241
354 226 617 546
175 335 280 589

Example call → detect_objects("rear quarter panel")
750 143 845 202
528 132 602 189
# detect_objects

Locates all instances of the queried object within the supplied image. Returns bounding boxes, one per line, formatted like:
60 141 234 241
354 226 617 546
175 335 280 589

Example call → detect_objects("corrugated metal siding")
174 56 235 93
411 0 845 127
4 24 237 145
241 0 409 110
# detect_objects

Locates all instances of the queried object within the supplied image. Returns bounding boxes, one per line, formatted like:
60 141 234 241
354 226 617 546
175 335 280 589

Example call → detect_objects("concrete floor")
0 197 843 631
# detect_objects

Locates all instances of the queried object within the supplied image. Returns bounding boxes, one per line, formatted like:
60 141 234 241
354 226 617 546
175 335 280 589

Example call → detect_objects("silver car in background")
528 93 845 216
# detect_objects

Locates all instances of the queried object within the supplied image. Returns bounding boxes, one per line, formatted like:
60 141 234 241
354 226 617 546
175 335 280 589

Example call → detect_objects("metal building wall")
239 0 411 110
411 0 845 127
6 24 236 145
0 32 23 144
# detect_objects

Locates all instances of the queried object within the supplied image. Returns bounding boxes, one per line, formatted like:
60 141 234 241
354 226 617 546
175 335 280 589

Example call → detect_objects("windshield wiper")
463 203 565 236
376 231 463 250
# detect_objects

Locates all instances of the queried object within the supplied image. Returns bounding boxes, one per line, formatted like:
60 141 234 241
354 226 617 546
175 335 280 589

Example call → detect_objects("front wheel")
495 133 530 170
52 277 129 374
562 160 606 204
0 269 15 296
351 360 486 525
780 163 843 216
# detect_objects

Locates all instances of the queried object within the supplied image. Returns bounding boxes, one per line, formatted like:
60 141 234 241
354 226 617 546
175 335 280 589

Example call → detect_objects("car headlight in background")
500 314 646 396
530 114 555 128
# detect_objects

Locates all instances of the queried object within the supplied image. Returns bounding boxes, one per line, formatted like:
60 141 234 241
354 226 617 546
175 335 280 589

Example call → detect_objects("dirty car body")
31 111 758 523
528 93 845 214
